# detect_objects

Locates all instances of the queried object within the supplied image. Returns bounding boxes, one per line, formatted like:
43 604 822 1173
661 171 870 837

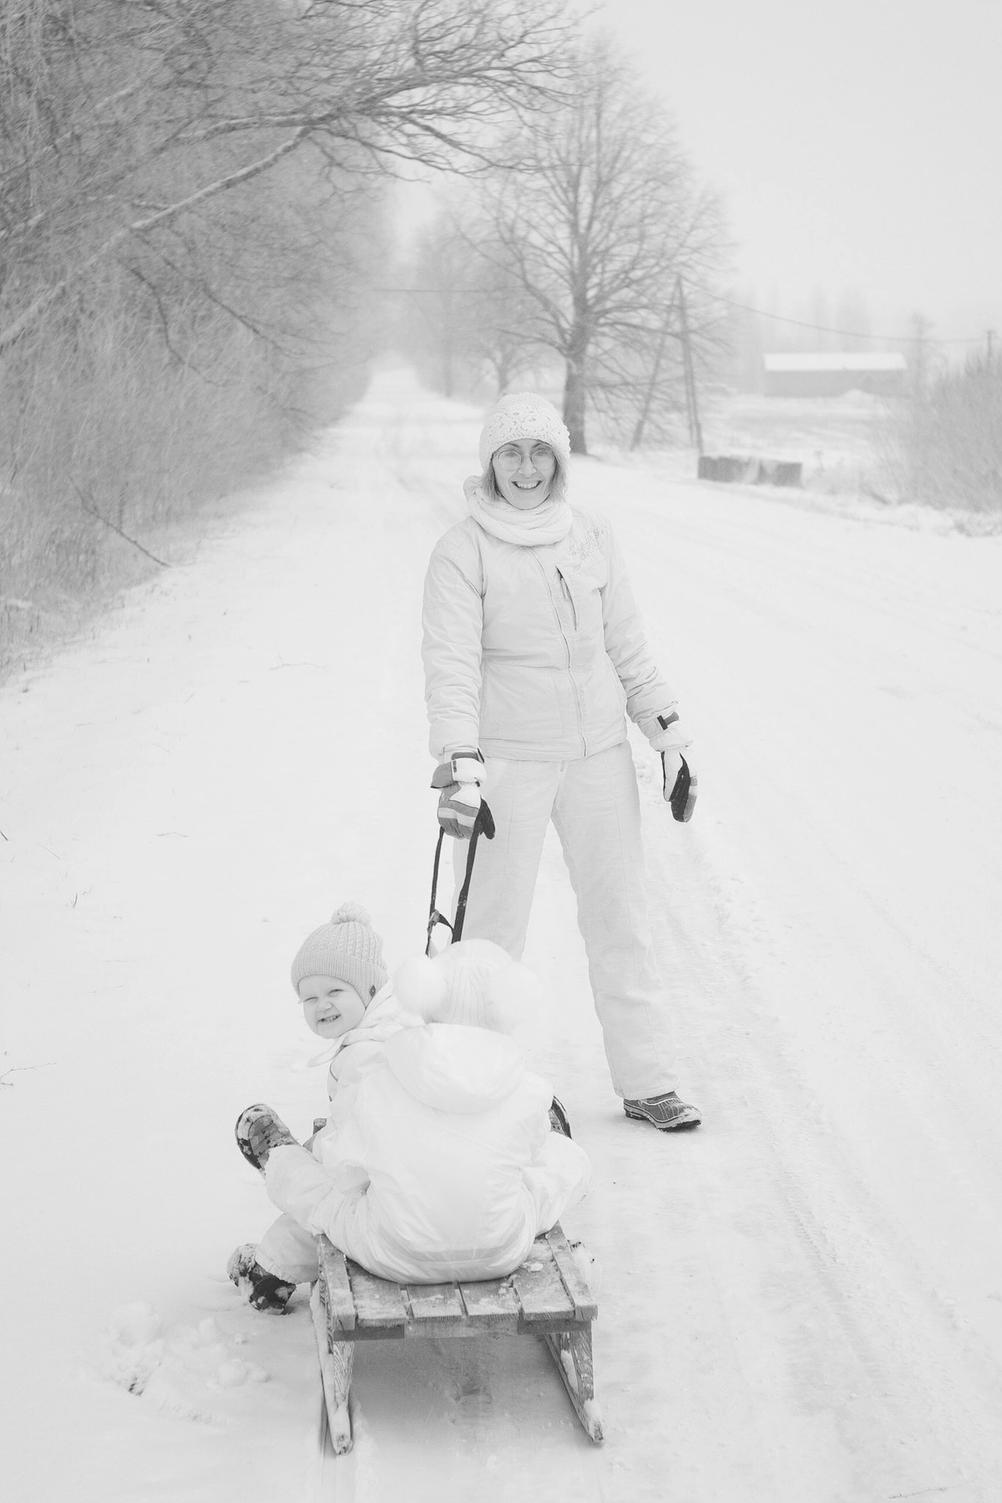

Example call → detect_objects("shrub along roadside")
1 156 383 678
906 353 1002 513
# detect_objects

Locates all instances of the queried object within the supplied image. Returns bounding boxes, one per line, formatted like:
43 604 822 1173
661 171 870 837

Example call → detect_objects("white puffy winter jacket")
422 504 675 761
312 1024 561 1281
322 982 410 1122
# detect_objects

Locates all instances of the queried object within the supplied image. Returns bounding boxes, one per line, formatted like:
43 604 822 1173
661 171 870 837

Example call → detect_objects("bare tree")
402 205 545 398
403 215 484 398
473 37 730 451
0 0 572 350
466 240 547 396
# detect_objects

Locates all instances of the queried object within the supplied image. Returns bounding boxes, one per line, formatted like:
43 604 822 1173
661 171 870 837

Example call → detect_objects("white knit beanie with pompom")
477 392 571 471
290 902 388 1001
393 939 544 1038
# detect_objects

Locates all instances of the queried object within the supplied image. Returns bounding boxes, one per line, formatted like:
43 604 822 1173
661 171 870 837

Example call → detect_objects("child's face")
297 975 367 1040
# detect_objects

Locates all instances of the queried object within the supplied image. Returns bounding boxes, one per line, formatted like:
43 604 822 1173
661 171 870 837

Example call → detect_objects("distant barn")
762 352 907 398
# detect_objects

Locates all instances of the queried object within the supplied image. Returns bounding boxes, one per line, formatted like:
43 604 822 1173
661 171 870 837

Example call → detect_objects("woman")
421 392 701 1131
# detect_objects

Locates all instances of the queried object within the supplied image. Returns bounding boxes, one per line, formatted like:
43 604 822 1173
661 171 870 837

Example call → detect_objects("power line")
712 293 983 346
374 285 986 347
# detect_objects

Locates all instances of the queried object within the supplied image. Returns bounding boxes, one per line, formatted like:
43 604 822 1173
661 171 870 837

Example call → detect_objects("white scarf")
463 475 573 547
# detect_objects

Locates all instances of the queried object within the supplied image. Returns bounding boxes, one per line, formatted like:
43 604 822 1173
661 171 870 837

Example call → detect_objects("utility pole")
908 312 931 402
907 312 932 503
676 277 703 455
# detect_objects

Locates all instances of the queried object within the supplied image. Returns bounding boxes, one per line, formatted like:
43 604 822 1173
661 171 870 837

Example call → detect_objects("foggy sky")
601 0 1001 347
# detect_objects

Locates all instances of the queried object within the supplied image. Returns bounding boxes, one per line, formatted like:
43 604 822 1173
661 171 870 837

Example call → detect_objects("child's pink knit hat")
290 902 388 1001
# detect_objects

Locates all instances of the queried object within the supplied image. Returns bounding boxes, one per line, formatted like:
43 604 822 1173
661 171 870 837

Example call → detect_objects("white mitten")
649 707 693 756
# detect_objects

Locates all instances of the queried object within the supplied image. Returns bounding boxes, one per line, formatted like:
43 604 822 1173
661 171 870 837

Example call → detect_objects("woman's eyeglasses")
493 445 555 468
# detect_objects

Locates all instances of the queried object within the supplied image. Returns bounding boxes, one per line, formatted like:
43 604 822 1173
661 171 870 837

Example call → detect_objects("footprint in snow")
97 1301 269 1421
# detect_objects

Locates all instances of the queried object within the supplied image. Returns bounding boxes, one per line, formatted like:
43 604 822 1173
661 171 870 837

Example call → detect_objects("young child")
228 902 407 1311
234 939 592 1287
289 901 408 1122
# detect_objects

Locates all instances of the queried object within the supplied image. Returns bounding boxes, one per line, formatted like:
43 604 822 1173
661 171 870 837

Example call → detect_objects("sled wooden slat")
404 1282 467 1324
312 1225 602 1454
544 1225 597 1320
509 1239 575 1322
345 1265 409 1329
316 1235 355 1332
457 1276 521 1327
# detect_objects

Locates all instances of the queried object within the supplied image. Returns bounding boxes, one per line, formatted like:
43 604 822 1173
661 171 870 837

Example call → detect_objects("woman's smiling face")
491 440 557 509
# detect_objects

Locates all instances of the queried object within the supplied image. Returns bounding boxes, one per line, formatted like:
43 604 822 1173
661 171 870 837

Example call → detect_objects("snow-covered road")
3 372 1002 1502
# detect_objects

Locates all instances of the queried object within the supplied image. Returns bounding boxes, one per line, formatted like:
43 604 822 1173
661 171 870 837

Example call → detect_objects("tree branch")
0 130 311 353
75 488 170 568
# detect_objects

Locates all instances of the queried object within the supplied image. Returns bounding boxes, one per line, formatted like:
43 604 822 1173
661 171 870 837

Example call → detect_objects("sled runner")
311 1220 603 1453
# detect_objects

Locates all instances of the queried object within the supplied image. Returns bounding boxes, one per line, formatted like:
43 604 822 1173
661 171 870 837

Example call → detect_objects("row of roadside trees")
0 0 573 669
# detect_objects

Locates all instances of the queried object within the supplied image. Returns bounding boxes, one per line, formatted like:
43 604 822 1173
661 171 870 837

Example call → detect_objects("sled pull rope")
425 807 490 955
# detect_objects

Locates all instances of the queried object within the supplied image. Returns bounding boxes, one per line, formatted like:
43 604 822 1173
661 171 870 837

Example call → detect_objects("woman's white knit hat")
478 392 571 470
290 902 388 1000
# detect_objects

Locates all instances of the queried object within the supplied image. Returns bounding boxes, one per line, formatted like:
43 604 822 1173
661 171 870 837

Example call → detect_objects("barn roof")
763 352 907 373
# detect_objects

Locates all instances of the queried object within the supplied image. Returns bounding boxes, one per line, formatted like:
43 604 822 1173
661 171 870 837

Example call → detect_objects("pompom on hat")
290 902 388 1002
393 938 545 1038
477 392 571 472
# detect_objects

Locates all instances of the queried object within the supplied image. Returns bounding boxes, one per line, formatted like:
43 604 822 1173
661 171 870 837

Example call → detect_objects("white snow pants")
255 1211 320 1286
260 1137 591 1285
454 741 677 1100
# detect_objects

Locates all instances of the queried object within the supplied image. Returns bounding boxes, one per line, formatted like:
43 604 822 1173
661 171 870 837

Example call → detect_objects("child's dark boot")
227 1243 296 1313
234 1103 298 1171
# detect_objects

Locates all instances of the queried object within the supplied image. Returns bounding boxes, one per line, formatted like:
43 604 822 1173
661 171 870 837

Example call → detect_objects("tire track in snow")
617 474 1002 1499
636 780 1002 1500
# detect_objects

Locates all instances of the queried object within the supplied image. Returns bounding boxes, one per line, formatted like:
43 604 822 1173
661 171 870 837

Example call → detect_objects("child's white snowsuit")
254 983 408 1286
264 1021 591 1284
322 984 406 1122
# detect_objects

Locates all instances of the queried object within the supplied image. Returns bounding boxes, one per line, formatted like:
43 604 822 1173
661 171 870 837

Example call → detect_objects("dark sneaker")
548 1095 572 1137
623 1091 701 1131
227 1243 296 1313
234 1103 298 1171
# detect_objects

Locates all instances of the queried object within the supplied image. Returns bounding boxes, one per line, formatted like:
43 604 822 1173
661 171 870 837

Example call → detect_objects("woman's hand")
432 752 487 839
652 711 697 822
661 752 697 822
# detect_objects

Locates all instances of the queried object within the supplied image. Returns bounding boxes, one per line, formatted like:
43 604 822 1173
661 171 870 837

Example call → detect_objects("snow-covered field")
3 370 1002 1502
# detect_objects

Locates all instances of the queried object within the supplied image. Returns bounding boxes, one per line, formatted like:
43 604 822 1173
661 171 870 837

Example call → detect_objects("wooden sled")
311 1221 602 1454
